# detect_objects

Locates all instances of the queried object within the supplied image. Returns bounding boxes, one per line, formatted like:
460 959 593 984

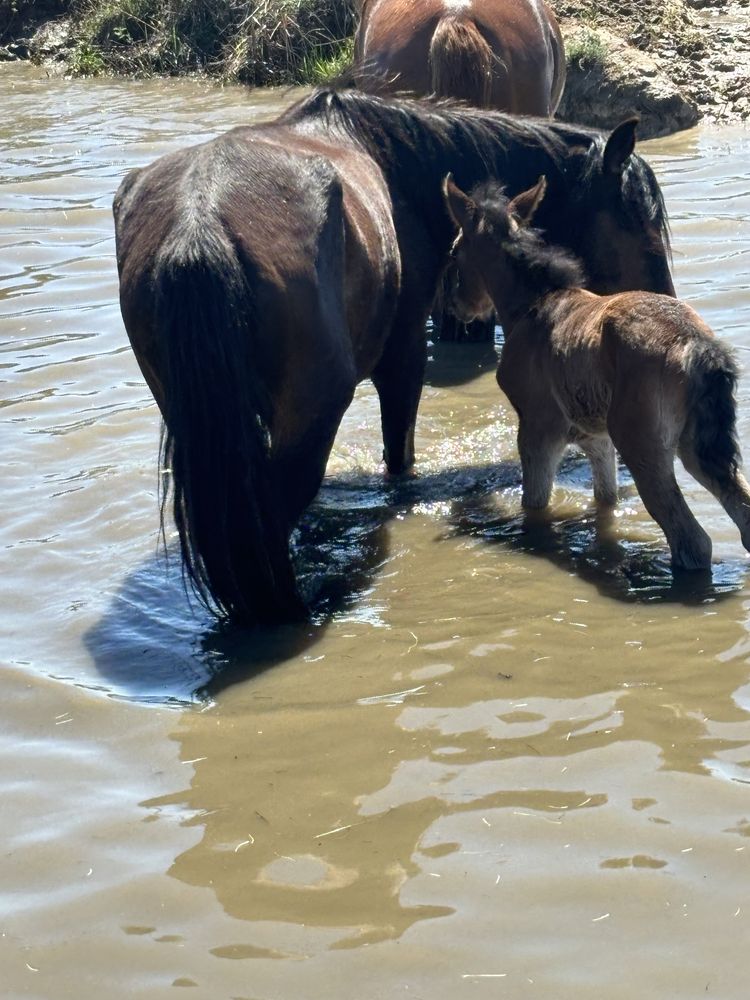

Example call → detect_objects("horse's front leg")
372 316 429 476
517 413 570 509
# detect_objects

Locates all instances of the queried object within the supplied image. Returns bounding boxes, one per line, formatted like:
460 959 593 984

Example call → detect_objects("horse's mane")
469 181 587 291
279 87 671 254
280 86 583 174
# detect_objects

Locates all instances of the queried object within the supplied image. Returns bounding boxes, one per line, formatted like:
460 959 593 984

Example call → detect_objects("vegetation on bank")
552 0 705 58
0 0 356 83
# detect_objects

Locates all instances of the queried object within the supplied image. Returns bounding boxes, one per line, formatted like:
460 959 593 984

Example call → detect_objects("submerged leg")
372 322 428 475
608 381 712 569
615 439 712 570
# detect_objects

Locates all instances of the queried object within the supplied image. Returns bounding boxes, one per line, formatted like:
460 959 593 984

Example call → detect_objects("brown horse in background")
354 0 566 115
114 89 674 626
443 175 750 570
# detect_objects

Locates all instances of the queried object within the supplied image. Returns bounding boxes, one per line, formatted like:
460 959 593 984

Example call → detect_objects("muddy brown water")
1 64 750 999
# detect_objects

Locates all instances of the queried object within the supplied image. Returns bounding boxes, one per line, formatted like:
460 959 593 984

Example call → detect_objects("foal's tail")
683 337 742 487
429 14 493 107
154 226 305 625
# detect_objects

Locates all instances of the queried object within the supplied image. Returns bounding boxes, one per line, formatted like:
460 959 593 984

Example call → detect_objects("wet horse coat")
354 0 565 115
114 89 674 624
444 176 750 570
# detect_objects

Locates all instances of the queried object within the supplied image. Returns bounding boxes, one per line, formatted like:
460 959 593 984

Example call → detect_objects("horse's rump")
115 133 359 623
429 14 494 106
354 0 565 117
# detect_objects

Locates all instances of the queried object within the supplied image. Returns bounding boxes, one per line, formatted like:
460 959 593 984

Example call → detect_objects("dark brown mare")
114 89 674 624
443 175 750 570
354 0 565 115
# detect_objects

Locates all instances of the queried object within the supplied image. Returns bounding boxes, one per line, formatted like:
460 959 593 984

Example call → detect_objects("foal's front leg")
517 413 570 509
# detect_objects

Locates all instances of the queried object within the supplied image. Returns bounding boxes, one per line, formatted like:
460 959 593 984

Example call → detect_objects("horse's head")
547 118 675 297
441 176 496 324
443 173 567 322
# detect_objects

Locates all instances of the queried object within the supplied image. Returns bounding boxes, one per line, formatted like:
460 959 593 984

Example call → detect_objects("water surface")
1 64 750 999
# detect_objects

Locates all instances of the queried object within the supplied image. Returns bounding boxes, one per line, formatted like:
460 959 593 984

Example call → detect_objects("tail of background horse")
429 14 493 106
682 337 742 487
155 227 306 625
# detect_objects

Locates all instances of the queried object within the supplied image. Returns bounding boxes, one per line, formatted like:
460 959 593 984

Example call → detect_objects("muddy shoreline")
552 0 750 135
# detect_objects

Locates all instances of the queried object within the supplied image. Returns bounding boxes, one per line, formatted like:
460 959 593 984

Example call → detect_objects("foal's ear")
603 117 639 175
443 174 477 232
508 176 547 227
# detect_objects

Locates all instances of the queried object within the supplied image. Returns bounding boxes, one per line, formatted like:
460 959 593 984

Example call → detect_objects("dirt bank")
551 0 750 135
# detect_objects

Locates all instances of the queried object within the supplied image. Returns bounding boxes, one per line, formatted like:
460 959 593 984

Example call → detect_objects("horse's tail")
429 14 493 107
682 336 742 488
154 224 306 626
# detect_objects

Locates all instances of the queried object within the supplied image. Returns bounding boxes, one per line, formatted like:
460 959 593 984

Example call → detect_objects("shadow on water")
424 337 499 387
446 453 750 606
84 454 748 704
82 482 394 704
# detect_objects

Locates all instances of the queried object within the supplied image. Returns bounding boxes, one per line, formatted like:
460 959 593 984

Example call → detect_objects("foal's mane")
279 88 671 253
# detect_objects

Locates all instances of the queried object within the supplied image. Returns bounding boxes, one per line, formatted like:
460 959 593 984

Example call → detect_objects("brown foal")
443 175 750 570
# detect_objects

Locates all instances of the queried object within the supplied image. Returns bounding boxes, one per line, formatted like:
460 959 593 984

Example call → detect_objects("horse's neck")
491 275 548 332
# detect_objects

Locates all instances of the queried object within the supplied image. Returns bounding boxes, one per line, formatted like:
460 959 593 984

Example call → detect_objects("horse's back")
599 291 717 364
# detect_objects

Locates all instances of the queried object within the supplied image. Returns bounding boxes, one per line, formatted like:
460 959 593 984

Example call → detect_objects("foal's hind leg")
575 434 618 507
613 437 712 570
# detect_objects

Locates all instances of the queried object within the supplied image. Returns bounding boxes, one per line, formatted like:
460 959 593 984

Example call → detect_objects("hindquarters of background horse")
113 132 357 625
355 0 565 116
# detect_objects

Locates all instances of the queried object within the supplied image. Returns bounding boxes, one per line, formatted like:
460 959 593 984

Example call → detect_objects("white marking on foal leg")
442 0 472 12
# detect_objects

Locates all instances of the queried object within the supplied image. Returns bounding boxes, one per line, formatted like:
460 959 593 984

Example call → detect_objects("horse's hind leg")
614 438 712 569
273 376 356 530
575 433 618 507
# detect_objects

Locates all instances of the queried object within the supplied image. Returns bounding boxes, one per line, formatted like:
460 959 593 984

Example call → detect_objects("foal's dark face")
444 232 496 323
443 176 546 322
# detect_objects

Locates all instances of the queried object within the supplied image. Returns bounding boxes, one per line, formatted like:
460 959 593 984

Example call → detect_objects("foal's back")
526 288 719 430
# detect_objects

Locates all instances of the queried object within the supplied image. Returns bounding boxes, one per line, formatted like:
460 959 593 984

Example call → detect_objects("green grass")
57 0 357 80
299 35 353 84
69 39 106 73
566 28 608 70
